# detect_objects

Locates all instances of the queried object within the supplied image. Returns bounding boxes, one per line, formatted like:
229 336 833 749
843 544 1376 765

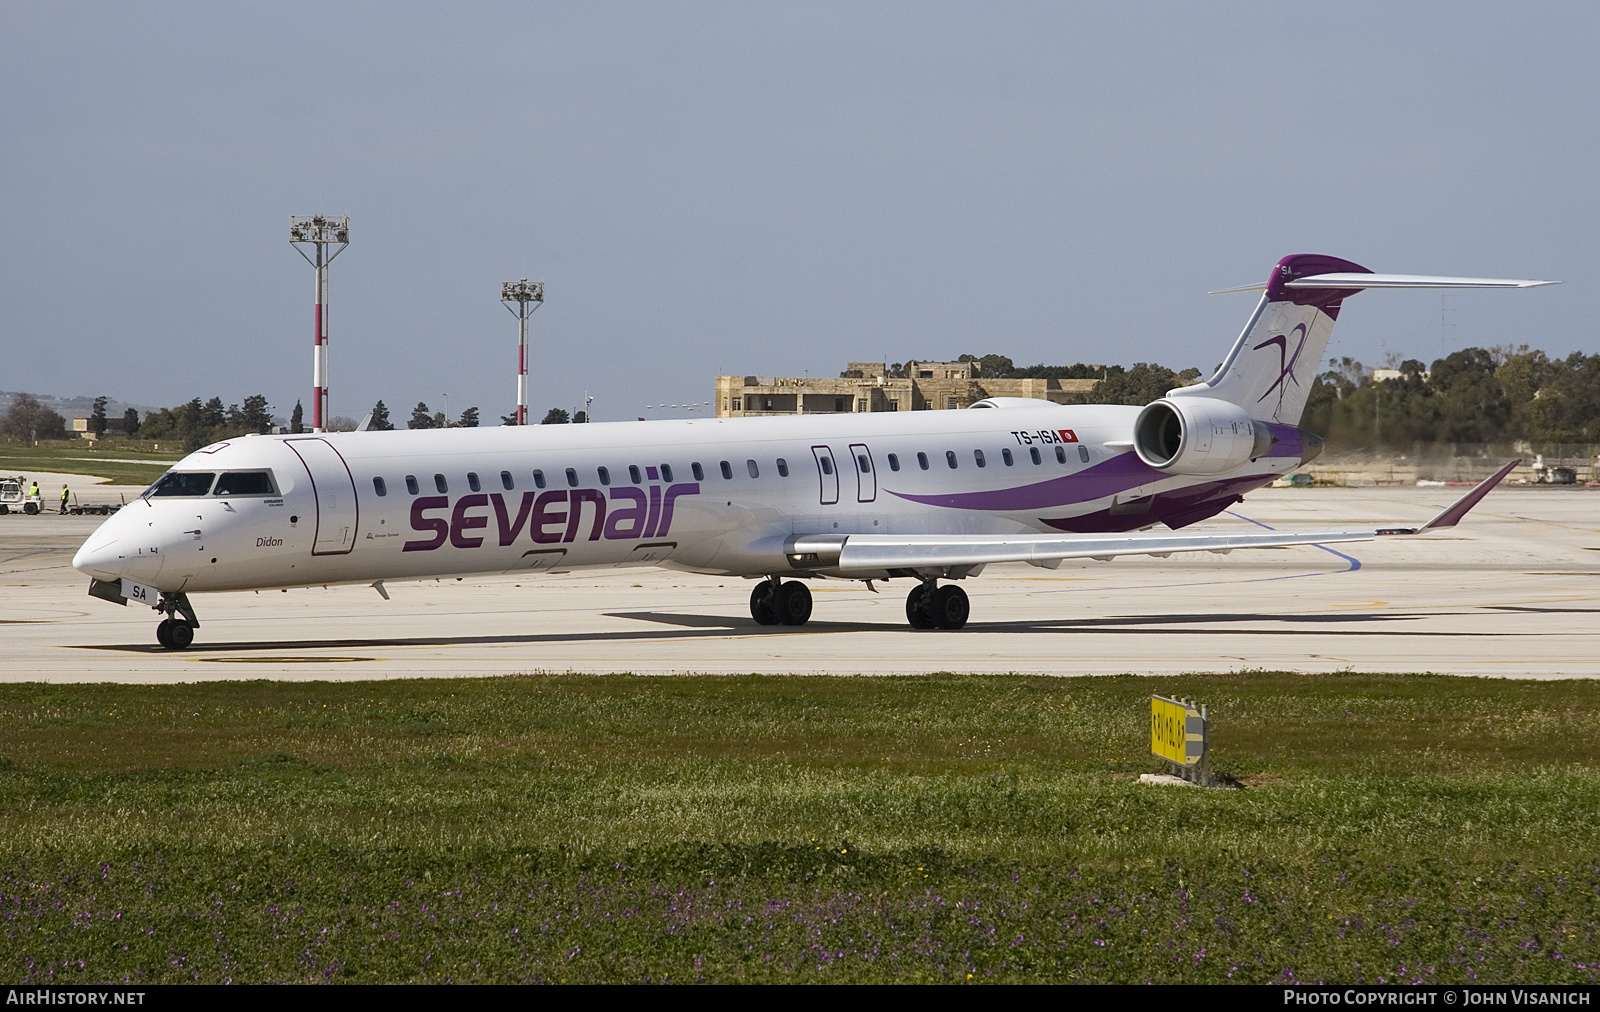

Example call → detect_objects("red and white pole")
516 306 528 425
501 280 542 426
312 243 328 433
291 216 347 433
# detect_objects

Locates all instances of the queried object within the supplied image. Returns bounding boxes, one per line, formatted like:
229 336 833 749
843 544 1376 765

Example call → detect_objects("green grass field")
0 444 182 487
2 672 1597 983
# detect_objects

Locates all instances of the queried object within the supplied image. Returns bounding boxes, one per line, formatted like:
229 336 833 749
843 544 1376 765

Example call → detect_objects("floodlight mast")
289 215 350 433
501 279 545 425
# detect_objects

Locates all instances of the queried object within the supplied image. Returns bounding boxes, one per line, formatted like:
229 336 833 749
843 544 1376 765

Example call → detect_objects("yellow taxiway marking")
189 656 380 663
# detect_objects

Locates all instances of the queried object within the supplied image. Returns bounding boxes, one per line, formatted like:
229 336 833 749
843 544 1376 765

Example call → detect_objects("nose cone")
73 530 123 581
76 505 173 587
74 505 153 582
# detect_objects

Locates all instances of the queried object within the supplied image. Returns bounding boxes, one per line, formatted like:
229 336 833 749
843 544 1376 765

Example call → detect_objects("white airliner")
74 254 1552 649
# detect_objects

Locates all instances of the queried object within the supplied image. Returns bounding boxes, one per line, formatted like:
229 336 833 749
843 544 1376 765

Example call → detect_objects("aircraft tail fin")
1170 254 1370 425
1169 254 1556 424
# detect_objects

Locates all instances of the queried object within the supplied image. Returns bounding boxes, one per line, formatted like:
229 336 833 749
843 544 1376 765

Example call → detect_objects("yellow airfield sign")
1151 695 1205 766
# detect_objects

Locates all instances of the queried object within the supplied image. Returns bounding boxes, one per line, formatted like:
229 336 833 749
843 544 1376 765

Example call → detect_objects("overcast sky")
3 2 1594 423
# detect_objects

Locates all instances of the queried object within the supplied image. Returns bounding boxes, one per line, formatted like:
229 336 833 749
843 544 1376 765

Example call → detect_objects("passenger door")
285 438 359 555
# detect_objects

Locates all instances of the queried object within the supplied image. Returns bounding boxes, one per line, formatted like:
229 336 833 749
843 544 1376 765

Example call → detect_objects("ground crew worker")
28 480 39 499
60 484 70 514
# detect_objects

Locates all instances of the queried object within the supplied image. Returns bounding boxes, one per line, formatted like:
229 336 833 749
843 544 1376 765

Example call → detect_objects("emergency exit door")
849 443 876 502
811 445 839 505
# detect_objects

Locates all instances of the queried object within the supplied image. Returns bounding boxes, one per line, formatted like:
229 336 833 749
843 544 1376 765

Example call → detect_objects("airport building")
715 360 1097 417
70 417 130 440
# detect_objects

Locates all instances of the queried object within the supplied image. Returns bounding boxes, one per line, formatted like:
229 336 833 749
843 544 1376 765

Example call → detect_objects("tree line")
1303 347 1600 449
943 345 1600 449
1 393 283 450
929 354 1206 407
0 393 73 442
136 396 276 447
14 343 1589 452
2 392 590 449
360 401 584 430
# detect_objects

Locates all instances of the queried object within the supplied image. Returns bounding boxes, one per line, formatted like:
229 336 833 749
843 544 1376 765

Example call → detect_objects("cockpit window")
147 472 216 497
213 470 278 496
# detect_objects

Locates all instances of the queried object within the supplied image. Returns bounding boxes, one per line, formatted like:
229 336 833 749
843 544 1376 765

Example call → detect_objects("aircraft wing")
790 460 1518 575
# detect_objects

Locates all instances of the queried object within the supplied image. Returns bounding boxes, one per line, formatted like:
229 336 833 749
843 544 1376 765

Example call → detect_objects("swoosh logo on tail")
1253 322 1309 415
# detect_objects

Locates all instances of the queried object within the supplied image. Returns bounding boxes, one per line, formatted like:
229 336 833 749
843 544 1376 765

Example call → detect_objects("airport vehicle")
0 478 41 515
72 254 1552 649
0 481 117 516
0 478 22 514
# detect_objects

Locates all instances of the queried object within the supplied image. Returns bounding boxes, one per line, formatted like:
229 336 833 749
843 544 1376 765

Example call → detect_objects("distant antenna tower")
289 215 350 433
1440 293 1457 359
501 279 545 425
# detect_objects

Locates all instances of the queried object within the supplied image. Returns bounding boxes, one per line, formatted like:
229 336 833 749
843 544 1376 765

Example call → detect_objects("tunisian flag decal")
1058 429 1078 443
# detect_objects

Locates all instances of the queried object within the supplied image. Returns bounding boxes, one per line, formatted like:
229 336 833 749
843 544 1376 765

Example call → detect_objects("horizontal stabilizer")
1288 273 1557 290
1211 274 1556 295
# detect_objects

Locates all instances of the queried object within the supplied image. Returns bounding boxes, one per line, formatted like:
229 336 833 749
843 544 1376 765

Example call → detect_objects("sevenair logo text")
403 484 701 552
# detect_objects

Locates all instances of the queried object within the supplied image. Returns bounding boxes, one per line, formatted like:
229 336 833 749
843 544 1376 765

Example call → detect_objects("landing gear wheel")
931 584 969 630
166 622 194 650
905 585 936 629
749 582 779 625
155 619 173 649
775 581 813 626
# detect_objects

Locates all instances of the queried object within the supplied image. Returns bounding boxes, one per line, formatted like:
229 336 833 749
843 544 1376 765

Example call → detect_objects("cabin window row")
373 458 795 497
370 443 1094 497
882 443 1091 471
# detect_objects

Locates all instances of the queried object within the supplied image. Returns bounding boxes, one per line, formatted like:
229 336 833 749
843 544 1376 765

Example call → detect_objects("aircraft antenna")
501 279 545 425
289 215 350 433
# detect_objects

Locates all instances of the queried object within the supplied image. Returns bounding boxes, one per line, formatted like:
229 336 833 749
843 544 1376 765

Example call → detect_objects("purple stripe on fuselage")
886 452 1166 512
1040 473 1279 534
887 439 1302 515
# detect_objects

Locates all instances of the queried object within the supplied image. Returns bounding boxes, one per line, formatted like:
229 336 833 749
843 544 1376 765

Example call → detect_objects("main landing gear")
749 578 813 626
152 591 199 650
906 581 969 630
749 577 970 630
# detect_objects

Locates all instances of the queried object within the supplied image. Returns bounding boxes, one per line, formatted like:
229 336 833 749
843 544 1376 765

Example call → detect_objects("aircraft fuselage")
73 402 1312 595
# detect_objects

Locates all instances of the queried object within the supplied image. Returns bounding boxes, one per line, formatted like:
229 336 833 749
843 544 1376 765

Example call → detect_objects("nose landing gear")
906 580 968 630
155 617 194 650
749 578 813 626
151 591 199 650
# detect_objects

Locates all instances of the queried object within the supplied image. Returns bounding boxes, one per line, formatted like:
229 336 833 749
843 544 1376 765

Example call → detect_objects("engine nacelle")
1133 397 1273 475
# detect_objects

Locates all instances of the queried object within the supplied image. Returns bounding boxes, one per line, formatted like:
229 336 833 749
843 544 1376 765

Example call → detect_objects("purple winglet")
1417 459 1521 531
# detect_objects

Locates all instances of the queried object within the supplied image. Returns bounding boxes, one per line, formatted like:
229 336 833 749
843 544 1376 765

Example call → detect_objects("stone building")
715 360 1098 417
70 416 130 440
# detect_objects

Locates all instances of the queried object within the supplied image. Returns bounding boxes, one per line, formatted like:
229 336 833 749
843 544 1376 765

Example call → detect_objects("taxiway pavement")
3 486 1595 682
